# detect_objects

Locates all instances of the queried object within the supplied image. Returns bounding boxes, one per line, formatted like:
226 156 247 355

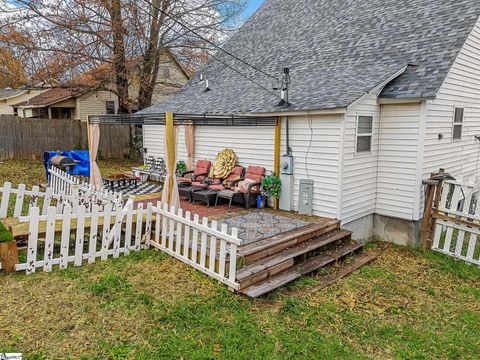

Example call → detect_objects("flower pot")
0 240 19 273
267 196 276 209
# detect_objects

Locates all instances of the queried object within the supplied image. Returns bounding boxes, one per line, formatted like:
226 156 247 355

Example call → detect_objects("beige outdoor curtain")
88 123 103 189
161 113 180 209
185 124 195 170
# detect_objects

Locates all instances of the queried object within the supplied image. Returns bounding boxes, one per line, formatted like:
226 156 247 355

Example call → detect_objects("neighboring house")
0 88 46 115
140 0 480 245
74 48 191 112
13 88 119 122
129 48 191 109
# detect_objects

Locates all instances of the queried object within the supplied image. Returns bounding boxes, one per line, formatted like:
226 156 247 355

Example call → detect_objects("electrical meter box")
280 155 294 175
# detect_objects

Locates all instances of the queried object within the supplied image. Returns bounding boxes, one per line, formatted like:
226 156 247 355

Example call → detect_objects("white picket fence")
16 200 148 274
48 166 81 197
432 179 480 266
12 199 242 289
49 166 123 210
150 203 242 290
0 181 123 219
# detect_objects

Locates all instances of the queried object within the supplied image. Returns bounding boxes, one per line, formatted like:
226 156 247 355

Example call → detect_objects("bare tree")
0 0 245 112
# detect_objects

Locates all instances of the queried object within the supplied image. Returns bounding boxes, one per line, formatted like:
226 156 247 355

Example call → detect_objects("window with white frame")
356 115 373 153
453 107 464 140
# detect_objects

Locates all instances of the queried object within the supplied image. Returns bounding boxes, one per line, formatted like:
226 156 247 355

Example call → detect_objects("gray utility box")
298 179 314 215
280 155 294 175
279 174 294 211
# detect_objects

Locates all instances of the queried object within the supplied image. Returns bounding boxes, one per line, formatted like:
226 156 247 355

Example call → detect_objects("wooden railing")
424 177 480 266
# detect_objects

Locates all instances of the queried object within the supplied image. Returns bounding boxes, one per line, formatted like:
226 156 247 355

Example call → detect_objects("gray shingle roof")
142 0 480 115
0 88 27 101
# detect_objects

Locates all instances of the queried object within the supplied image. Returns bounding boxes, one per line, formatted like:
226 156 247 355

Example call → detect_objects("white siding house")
140 0 480 246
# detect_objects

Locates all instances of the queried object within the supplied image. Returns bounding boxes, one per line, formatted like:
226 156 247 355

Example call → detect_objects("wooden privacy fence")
9 199 242 289
0 115 132 160
422 171 480 266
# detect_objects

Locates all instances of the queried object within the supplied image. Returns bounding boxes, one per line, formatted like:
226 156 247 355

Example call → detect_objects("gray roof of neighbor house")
0 88 28 101
142 0 480 115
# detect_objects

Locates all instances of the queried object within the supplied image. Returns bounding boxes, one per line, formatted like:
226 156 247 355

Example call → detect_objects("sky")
243 0 264 20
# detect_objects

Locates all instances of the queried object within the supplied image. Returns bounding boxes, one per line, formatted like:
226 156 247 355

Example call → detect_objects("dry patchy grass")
0 245 478 359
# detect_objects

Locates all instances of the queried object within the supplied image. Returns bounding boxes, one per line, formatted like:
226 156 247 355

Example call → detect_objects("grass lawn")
1 160 479 359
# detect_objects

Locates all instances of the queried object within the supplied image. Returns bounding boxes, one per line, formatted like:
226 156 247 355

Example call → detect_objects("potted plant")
176 161 187 178
261 174 282 209
0 222 18 273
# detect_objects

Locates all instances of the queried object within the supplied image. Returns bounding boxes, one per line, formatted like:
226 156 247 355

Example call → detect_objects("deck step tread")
239 219 340 259
290 252 377 297
237 229 351 281
240 241 364 298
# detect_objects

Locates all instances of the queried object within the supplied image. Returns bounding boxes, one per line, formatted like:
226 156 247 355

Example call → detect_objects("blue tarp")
44 150 90 180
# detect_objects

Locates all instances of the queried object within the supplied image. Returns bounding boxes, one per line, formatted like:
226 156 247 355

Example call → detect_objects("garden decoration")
211 149 237 179
0 222 18 273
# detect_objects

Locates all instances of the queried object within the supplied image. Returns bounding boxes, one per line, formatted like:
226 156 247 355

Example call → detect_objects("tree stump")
0 241 19 273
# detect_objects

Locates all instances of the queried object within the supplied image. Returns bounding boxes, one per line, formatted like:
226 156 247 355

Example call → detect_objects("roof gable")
143 0 480 115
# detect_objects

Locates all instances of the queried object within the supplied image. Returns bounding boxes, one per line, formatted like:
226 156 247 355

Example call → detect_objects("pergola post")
161 112 180 209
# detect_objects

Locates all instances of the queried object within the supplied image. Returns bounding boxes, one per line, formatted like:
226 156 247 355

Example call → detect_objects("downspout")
285 116 291 155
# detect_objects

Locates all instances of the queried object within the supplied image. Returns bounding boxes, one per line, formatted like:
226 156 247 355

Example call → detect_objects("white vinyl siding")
144 114 341 219
143 125 275 172
77 91 118 122
341 92 380 224
375 103 422 221
282 114 343 219
422 18 480 213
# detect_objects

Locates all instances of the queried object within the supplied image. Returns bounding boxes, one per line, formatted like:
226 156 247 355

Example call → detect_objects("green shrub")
0 222 13 243
261 174 282 199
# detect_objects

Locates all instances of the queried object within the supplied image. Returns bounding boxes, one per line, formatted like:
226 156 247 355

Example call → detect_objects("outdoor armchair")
215 165 265 209
178 160 212 186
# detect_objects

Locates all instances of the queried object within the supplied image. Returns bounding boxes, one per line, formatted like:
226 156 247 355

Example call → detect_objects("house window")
356 115 373 153
106 101 116 115
453 107 464 140
161 67 171 79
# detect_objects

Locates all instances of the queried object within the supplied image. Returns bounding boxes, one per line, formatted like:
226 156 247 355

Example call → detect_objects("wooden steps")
235 217 371 298
237 229 351 289
239 219 340 264
289 252 377 297
240 241 364 298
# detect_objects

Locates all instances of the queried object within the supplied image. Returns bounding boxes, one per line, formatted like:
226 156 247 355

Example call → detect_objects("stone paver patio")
219 211 310 244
